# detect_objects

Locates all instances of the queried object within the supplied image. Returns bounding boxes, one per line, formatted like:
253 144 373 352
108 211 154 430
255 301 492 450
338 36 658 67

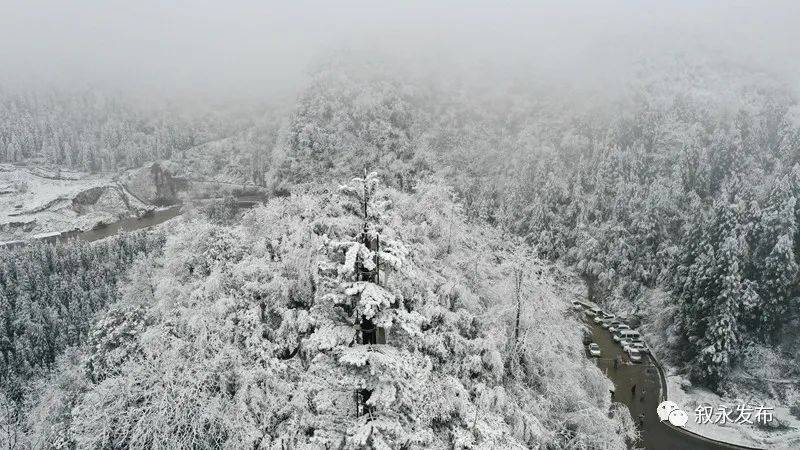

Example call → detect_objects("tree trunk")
513 268 523 345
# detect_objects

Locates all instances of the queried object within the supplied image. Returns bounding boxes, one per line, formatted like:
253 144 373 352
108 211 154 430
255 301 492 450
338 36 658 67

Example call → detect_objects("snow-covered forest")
2 175 636 448
0 56 796 447
270 58 800 393
2 1 800 449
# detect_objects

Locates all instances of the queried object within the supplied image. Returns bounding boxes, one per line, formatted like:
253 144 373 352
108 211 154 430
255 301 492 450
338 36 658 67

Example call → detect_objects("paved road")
588 320 755 450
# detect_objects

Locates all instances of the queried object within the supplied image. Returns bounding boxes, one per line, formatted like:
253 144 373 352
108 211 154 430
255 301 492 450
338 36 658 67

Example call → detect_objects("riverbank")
0 205 182 248
0 191 269 249
0 164 153 243
0 162 267 246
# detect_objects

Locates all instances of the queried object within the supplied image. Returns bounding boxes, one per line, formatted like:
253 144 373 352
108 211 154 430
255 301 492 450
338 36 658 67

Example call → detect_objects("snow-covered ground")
0 164 151 243
625 289 800 449
666 373 800 449
595 287 800 448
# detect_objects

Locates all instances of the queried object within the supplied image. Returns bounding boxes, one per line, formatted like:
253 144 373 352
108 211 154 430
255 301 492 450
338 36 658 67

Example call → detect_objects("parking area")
575 301 749 450
574 300 649 364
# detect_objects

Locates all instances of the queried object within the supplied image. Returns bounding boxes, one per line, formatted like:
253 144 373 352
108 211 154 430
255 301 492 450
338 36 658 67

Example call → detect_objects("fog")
1 0 799 98
4 3 800 450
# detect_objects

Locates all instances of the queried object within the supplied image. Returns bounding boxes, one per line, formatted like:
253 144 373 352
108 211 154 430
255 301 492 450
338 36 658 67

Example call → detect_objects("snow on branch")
344 282 396 319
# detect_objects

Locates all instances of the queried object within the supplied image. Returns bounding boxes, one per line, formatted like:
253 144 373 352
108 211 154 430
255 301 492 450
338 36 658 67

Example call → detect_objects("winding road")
588 320 761 450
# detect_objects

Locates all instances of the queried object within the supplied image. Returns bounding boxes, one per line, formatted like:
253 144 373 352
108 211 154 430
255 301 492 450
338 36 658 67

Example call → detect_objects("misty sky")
1 1 799 97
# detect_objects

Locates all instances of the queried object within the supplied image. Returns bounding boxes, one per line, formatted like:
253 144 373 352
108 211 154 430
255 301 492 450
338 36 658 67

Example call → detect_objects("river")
2 194 266 248
588 320 758 450
73 205 183 243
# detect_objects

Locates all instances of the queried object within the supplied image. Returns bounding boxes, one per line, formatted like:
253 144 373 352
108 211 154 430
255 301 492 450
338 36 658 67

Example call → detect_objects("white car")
571 300 583 310
611 325 631 339
588 343 601 357
627 348 643 363
615 329 640 342
594 313 613 324
626 341 649 354
601 317 616 329
609 322 629 333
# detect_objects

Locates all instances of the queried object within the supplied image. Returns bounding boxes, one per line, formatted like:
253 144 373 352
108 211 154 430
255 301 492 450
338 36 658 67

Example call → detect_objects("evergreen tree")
694 235 746 388
304 171 432 447
677 199 751 387
750 178 799 339
0 232 165 403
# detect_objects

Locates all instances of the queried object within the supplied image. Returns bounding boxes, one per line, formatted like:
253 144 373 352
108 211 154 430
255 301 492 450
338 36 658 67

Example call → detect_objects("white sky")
1 1 798 97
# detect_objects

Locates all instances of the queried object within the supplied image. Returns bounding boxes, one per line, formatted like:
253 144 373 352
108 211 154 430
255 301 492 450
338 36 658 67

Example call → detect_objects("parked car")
610 325 630 338
586 307 602 317
571 300 584 310
601 317 616 329
625 340 649 354
615 329 640 342
588 343 601 357
594 313 614 324
627 348 643 363
609 322 629 333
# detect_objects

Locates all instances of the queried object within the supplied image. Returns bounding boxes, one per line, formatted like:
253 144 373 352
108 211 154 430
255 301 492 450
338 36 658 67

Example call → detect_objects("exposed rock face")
71 186 133 216
1 165 162 243
0 219 37 233
72 186 107 206
122 162 188 206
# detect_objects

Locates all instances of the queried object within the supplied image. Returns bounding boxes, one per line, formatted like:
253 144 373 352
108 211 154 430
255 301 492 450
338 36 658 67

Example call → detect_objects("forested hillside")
6 178 634 449
269 58 800 392
4 1 800 448
3 52 800 447
0 232 165 401
0 89 260 172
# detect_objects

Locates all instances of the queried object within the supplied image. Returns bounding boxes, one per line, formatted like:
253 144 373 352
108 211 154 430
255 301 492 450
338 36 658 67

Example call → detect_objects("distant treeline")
0 89 247 172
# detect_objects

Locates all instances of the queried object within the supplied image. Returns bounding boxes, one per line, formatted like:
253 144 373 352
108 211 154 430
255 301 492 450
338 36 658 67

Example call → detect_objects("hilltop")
8 180 635 449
